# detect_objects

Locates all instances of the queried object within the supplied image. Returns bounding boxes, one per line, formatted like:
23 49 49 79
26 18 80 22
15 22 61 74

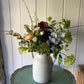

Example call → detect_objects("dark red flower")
34 25 38 28
38 21 48 31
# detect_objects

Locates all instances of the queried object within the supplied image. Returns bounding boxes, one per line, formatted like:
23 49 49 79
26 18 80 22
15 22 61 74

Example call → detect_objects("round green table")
11 65 76 84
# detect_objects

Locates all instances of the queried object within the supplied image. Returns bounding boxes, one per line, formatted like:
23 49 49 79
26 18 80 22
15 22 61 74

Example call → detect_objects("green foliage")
53 50 58 59
58 54 62 67
36 43 50 55
53 46 61 59
63 19 71 28
63 54 75 66
18 46 28 54
24 24 32 33
27 41 37 52
64 30 72 44
24 39 50 56
47 16 52 22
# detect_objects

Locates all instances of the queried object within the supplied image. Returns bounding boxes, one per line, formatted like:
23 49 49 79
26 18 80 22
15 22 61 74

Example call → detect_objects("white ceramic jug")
33 53 53 83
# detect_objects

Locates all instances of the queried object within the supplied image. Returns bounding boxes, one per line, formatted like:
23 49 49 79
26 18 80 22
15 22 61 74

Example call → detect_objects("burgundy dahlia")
38 21 48 31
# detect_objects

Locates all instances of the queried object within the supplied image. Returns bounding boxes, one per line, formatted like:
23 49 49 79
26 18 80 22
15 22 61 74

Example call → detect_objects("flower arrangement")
9 0 75 66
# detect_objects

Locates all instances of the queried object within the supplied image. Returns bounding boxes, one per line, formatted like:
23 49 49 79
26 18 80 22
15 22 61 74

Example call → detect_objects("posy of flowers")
8 0 75 66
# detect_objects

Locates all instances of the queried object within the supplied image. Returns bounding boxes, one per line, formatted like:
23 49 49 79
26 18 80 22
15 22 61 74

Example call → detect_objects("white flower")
60 23 65 28
35 27 40 31
32 37 37 42
51 32 57 38
61 33 66 38
40 31 44 35
51 38 56 44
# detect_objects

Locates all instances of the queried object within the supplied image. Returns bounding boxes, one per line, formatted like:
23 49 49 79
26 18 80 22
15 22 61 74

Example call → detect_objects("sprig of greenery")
18 46 28 54
62 19 71 28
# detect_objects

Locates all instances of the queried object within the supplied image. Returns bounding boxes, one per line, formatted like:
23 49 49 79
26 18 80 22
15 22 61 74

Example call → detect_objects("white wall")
0 0 84 84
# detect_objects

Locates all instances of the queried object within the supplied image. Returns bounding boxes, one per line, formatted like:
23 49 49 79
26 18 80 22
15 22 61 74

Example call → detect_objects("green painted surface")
11 65 76 84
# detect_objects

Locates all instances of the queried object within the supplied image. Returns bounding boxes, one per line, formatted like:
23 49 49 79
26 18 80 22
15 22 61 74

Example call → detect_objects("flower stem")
22 0 33 28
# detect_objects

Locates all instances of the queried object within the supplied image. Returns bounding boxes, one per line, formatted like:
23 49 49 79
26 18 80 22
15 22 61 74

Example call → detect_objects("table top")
11 65 76 84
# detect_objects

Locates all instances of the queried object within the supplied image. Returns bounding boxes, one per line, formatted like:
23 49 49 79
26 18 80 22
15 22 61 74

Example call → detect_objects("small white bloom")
60 24 64 28
61 33 66 38
32 37 37 42
40 31 44 35
35 27 40 31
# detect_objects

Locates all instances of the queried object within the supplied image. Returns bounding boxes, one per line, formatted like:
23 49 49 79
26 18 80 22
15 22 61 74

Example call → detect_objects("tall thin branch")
22 0 33 28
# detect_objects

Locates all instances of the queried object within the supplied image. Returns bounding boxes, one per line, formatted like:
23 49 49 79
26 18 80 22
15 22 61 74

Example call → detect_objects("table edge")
10 65 76 84
10 65 32 84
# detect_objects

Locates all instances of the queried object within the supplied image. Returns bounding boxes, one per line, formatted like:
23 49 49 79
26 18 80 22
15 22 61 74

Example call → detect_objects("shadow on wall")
0 0 10 84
